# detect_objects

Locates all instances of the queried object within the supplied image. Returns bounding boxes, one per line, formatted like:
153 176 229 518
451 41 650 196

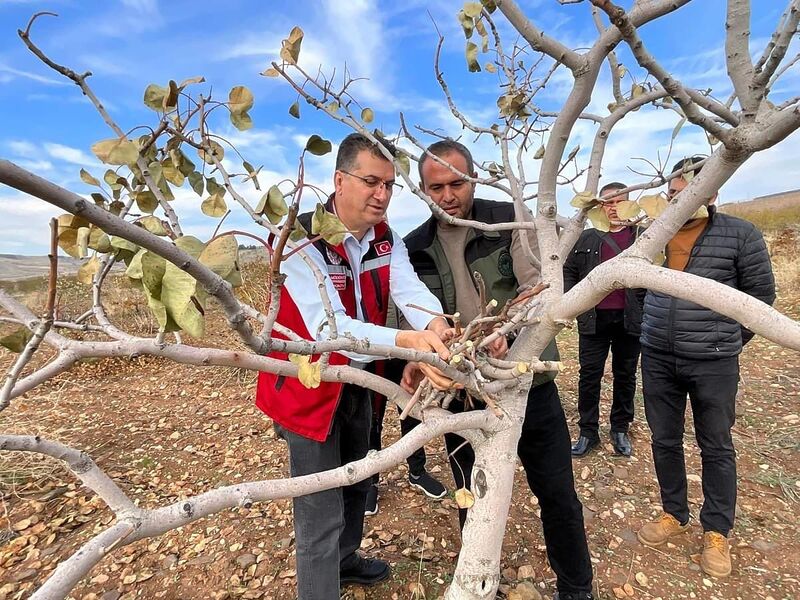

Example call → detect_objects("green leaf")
463 1 483 18
290 219 308 242
289 101 300 119
188 171 205 196
125 248 146 280
671 116 687 141
141 251 167 298
175 235 206 259
206 177 224 197
243 161 262 191
163 79 179 111
137 216 168 236
199 235 239 280
176 149 196 177
587 206 611 232
88 229 111 253
147 161 163 184
396 153 410 177
77 255 101 285
161 160 185 186
135 190 158 214
198 140 225 164
288 353 321 389
92 138 140 165
305 135 332 156
143 83 169 111
76 227 90 259
80 169 101 187
361 107 374 123
279 26 304 65
465 41 481 72
256 185 289 224
201 192 228 218
311 203 347 245
161 261 205 338
110 236 139 254
0 327 33 353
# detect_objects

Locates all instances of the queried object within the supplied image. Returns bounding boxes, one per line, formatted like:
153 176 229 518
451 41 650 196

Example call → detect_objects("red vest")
255 201 392 441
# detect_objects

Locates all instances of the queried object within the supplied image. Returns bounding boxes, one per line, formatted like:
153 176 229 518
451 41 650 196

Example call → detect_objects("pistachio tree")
2 2 800 599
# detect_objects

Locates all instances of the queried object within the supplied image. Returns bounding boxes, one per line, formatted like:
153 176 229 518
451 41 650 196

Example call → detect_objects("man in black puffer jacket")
636 157 776 580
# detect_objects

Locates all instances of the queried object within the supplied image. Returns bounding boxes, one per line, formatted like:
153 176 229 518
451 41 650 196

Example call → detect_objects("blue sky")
1 0 798 255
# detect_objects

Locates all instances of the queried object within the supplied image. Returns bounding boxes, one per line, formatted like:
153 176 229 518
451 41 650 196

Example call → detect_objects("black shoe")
340 555 391 586
571 435 599 457
611 431 632 457
364 484 378 516
554 592 594 600
409 471 447 499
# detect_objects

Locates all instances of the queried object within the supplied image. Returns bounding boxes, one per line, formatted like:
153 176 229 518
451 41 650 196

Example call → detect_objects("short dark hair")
418 139 475 183
599 181 627 197
336 133 397 172
671 155 706 176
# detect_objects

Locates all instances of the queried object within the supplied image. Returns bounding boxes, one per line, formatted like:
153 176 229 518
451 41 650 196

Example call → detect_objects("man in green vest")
396 140 594 600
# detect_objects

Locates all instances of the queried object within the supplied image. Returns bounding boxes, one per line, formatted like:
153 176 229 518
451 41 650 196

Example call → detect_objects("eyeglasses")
339 170 403 193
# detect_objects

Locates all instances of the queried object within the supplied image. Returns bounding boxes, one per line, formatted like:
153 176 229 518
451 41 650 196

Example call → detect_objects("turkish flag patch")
374 241 392 256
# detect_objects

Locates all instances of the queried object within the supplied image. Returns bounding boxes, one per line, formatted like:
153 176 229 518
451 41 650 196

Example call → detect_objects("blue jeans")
275 385 372 600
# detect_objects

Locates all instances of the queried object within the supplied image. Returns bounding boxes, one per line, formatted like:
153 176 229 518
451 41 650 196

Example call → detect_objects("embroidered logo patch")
374 241 392 256
330 273 347 290
326 247 342 265
498 250 514 277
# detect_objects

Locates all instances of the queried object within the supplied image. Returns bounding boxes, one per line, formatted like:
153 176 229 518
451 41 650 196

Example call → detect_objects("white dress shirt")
279 226 443 363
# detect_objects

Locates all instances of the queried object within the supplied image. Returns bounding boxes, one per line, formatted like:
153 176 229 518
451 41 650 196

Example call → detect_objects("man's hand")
426 316 456 342
395 329 458 391
400 362 424 394
486 334 508 359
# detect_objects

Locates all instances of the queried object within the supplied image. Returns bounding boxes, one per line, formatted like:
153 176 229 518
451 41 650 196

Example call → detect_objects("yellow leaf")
198 140 225 165
587 206 610 232
639 194 668 218
280 26 304 65
229 85 254 114
465 41 481 72
201 192 228 218
199 235 239 280
137 216 168 236
91 138 139 165
80 169 101 187
256 185 288 224
311 203 347 245
570 191 597 209
261 67 281 78
614 200 641 220
288 354 321 389
533 145 545 160
485 62 497 73
463 2 483 18
0 327 33 353
143 83 168 111
77 255 101 285
361 107 374 123
454 487 475 509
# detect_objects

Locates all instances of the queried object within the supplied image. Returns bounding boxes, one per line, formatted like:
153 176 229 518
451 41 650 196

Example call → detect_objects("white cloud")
7 140 38 157
43 143 96 166
0 62 68 86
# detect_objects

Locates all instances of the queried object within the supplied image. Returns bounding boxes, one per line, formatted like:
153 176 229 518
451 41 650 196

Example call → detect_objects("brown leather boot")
637 512 690 547
701 531 732 577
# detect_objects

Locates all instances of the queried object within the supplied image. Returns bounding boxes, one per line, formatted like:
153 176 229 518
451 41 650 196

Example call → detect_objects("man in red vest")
256 133 452 599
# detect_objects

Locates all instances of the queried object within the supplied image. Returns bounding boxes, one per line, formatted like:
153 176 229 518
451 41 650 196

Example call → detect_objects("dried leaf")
587 206 610 232
288 354 321 389
454 487 475 509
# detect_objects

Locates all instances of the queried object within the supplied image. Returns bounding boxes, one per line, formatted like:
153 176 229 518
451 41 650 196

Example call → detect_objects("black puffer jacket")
640 207 776 359
563 228 646 336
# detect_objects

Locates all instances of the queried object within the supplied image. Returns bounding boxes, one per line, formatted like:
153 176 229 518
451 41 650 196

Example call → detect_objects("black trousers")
641 349 739 535
577 309 640 438
275 385 371 600
369 360 427 479
446 381 593 595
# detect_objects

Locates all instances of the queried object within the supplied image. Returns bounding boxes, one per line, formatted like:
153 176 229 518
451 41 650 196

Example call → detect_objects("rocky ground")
0 232 798 600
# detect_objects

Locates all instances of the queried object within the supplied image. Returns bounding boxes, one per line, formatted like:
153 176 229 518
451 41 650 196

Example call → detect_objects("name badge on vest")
330 272 347 290
374 240 392 256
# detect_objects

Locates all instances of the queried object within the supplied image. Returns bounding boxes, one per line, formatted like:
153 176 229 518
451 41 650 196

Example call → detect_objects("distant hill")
719 189 800 230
